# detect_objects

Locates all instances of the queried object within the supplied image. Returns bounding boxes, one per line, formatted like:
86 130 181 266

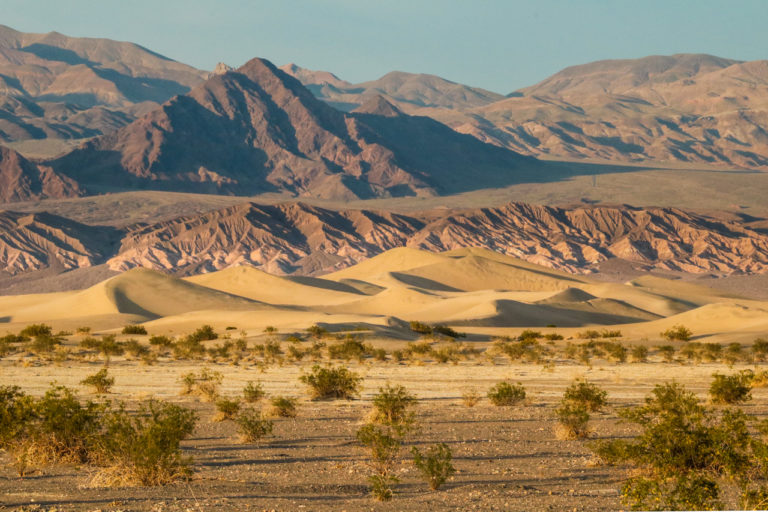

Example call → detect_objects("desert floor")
2 358 766 511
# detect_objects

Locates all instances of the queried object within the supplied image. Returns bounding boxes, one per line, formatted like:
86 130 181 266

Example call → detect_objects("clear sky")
2 0 766 93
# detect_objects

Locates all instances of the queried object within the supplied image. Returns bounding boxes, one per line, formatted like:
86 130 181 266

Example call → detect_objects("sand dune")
0 248 763 343
186 266 362 306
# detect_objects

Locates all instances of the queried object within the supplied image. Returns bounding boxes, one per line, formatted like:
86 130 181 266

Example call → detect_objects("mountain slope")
50 57 532 199
0 146 80 202
456 54 768 168
0 25 207 143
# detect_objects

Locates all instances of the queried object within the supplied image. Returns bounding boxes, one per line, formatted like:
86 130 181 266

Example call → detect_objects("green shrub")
188 325 218 342
601 329 622 338
149 335 173 348
269 396 298 418
409 321 432 335
752 338 768 362
80 368 115 394
563 379 607 412
94 400 197 486
123 339 149 358
630 345 649 363
357 423 404 501
306 324 329 339
122 325 147 335
299 365 361 400
709 371 753 405
370 384 416 430
0 386 35 447
487 381 526 406
327 336 369 361
213 397 241 422
20 324 52 338
235 408 273 443
589 382 763 510
432 325 465 339
577 330 601 340
243 381 265 403
544 333 564 341
518 330 542 341
411 443 456 490
555 401 590 439
662 324 693 342
29 333 62 354
179 368 222 401
656 344 676 362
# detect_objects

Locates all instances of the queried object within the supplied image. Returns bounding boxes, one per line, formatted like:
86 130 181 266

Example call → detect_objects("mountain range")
2 201 766 292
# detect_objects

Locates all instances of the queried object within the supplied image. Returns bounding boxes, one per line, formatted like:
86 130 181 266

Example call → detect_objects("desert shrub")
123 339 150 359
701 343 723 362
213 397 241 422
487 381 526 406
94 400 197 486
148 335 173 349
588 383 764 510
709 371 753 405
286 344 307 361
752 338 768 362
29 333 62 354
662 324 693 342
518 330 542 342
306 324 329 339
604 342 627 363
300 365 361 400
431 345 461 364
20 324 52 338
0 386 35 447
373 348 387 361
563 379 607 412
80 369 115 394
235 408 273 443
495 339 547 363
76 326 92 335
432 325 465 339
656 344 676 362
411 443 456 490
14 385 104 471
406 341 433 356
328 336 369 361
544 333 564 341
391 350 405 362
578 330 601 340
268 396 298 418
409 321 432 335
357 423 405 501
285 334 303 343
370 384 416 430
723 343 745 366
96 334 125 364
601 329 623 338
179 368 222 401
555 401 591 439
192 325 217 342
122 325 147 335
462 388 480 407
630 345 649 363
243 381 265 403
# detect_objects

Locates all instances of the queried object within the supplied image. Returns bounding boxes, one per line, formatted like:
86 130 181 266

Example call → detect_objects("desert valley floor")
1 247 768 510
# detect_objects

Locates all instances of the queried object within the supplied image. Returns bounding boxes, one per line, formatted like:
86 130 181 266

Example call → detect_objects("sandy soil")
2 357 767 511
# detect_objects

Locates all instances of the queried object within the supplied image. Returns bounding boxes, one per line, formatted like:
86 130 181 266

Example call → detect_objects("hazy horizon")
2 0 766 93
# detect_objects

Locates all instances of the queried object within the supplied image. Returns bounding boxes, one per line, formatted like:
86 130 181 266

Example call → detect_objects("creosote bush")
487 381 526 406
555 401 591 440
299 365 361 400
411 443 456 490
563 379 607 412
243 381 265 403
122 325 147 335
590 382 768 510
235 407 273 443
94 400 197 487
80 368 115 394
179 368 222 401
709 370 753 405
213 397 241 422
268 396 298 418
370 384 416 427
662 324 693 342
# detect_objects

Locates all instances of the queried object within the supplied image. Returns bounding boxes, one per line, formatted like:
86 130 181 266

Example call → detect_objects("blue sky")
3 0 765 93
